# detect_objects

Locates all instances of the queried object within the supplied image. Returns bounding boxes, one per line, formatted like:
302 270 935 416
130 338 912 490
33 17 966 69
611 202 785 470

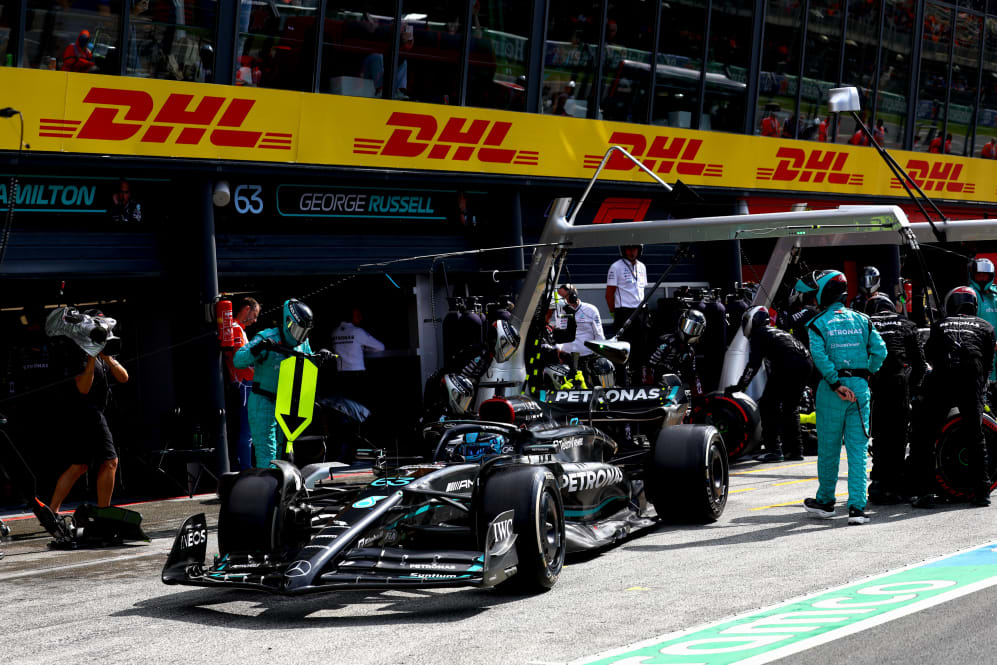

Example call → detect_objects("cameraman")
49 341 128 514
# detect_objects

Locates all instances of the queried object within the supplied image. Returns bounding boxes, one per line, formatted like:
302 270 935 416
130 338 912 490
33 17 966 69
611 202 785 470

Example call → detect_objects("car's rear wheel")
646 424 728 523
479 467 565 592
934 412 997 500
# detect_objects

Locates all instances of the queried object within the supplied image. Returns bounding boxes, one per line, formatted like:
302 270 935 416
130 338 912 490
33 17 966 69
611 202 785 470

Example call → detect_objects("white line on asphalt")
555 540 997 665
0 544 169 582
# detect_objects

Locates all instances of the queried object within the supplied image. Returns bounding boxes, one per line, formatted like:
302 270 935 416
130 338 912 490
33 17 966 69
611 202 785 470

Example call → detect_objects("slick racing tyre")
690 391 761 461
478 466 565 592
217 470 283 555
646 424 728 523
933 412 997 500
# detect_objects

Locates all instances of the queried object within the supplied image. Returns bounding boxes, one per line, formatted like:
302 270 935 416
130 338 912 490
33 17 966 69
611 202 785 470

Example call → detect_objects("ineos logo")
286 560 312 577
179 528 207 549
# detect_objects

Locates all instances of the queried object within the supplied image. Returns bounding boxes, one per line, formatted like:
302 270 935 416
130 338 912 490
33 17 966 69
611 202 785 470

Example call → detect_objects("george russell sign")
1 68 994 203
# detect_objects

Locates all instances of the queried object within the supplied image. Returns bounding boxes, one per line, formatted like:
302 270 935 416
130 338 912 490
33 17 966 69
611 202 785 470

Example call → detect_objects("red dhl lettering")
582 131 723 177
353 112 539 165
756 147 863 186
893 159 975 194
38 87 291 150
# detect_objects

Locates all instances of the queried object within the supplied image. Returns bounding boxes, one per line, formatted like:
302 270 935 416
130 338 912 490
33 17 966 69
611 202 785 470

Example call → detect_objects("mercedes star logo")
286 560 311 577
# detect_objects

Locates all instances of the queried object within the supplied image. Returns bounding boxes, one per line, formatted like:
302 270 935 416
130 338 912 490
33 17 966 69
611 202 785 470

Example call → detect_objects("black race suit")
648 333 701 397
868 311 927 496
733 326 813 457
907 315 994 499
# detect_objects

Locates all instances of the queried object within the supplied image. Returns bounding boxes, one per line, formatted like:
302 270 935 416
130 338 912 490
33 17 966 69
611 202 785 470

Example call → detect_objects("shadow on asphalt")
621 501 970 553
115 583 531 627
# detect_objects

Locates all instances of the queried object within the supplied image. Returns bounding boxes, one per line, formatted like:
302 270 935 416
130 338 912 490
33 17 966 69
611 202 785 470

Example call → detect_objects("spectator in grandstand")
981 138 996 159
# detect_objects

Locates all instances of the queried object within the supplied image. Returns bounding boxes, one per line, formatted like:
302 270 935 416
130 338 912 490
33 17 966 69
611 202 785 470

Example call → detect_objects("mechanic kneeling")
907 287 994 509
727 306 813 462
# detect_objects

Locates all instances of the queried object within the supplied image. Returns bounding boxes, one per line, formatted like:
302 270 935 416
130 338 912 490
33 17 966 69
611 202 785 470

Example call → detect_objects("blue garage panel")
216 234 478 276
0 232 162 277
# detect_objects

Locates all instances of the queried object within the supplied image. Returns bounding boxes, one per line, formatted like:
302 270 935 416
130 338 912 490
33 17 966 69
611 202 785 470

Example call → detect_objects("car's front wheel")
478 466 565 592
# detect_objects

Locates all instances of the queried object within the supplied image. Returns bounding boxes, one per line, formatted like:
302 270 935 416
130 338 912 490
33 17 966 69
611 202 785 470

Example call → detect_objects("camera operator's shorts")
67 407 117 466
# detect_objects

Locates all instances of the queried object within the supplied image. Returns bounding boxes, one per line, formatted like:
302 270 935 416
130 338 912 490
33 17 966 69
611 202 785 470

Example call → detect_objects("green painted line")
571 541 997 664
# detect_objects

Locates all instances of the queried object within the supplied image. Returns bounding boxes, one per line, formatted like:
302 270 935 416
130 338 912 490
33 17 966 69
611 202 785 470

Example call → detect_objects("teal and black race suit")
234 328 313 467
808 302 887 510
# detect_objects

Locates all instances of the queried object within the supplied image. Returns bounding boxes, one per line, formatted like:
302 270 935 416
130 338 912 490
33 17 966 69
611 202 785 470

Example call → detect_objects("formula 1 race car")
162 375 727 595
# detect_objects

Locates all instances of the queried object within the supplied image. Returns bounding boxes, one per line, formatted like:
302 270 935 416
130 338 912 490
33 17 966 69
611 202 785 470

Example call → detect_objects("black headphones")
558 283 579 305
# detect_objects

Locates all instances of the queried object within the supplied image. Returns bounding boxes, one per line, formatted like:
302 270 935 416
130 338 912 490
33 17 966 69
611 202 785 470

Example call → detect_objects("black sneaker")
785 452 805 461
911 494 937 509
971 490 992 507
758 451 785 463
804 497 835 518
848 506 870 525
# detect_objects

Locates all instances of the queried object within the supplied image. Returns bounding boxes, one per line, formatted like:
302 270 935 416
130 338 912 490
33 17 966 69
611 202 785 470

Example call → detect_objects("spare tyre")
934 411 997 500
689 391 761 460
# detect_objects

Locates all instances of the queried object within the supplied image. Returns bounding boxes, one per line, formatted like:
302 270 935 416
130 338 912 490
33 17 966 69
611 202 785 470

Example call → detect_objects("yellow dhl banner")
1 68 994 203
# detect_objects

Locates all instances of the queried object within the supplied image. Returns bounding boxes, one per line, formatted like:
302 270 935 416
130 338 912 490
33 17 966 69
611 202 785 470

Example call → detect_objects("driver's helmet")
490 319 520 363
281 298 313 345
859 266 881 295
590 357 615 388
543 363 572 390
451 431 508 462
444 373 475 415
677 308 707 343
741 306 770 338
945 286 978 317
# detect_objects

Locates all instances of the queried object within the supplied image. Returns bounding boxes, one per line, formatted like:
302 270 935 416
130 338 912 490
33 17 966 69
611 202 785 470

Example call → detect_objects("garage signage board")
571 542 997 664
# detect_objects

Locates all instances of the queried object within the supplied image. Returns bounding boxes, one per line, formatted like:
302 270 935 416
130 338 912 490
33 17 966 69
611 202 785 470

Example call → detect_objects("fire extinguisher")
903 280 913 313
216 298 234 347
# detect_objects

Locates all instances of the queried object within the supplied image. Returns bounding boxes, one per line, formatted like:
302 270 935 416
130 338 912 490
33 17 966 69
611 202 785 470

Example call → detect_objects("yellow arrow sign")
275 356 318 451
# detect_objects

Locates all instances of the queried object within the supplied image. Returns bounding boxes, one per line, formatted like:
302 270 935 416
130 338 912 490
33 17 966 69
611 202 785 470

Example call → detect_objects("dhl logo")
892 160 976 194
756 148 863 186
353 112 539 165
39 87 291 150
583 132 722 177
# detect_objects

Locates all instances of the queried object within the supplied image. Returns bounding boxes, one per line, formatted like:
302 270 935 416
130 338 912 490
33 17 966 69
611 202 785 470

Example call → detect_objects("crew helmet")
815 270 848 308
281 299 313 345
619 244 643 259
969 257 995 288
444 373 475 414
490 319 520 363
865 293 896 315
677 308 707 343
590 357 615 388
741 306 770 337
789 270 822 305
859 266 881 295
945 286 979 317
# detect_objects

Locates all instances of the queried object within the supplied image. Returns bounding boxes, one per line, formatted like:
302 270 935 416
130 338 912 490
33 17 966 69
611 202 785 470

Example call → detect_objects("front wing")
162 510 520 594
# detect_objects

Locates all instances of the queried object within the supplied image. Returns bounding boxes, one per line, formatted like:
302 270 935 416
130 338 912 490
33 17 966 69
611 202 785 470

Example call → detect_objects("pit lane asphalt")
1 456 994 665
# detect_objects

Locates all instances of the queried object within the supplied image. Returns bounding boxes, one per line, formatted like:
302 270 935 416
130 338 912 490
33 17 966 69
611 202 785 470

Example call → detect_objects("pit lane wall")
1 69 994 204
